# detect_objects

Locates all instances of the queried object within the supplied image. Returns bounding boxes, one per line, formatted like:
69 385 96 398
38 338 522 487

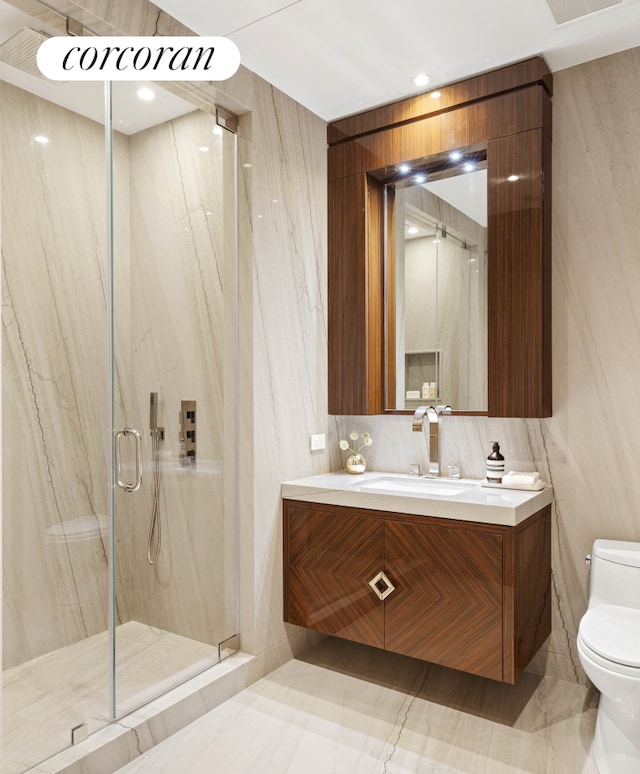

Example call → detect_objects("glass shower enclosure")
1 3 238 769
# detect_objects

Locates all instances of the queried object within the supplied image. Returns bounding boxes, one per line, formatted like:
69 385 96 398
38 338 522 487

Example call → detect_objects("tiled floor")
115 638 599 774
3 621 216 774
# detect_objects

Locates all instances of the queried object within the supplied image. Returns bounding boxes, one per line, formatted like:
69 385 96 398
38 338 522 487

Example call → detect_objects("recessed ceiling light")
199 146 210 152
430 91 441 99
415 174 426 184
398 163 411 174
508 174 520 182
414 73 429 87
407 227 419 235
34 135 49 144
449 151 462 161
137 87 155 101
463 162 475 172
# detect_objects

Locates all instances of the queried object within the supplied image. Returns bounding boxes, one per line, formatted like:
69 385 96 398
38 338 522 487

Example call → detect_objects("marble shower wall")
1 82 237 667
1 0 332 675
334 46 640 684
114 108 238 648
1 81 123 666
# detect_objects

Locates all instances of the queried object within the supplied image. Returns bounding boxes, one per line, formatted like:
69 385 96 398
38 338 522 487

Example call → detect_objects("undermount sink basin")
347 475 479 497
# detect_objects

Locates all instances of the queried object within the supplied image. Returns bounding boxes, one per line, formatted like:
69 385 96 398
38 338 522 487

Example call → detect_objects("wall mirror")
380 146 488 412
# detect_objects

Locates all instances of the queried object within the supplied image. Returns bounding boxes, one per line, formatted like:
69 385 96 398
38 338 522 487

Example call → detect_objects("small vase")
345 453 366 474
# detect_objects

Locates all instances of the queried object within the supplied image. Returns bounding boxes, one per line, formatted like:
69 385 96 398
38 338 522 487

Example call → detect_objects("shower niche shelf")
404 349 440 403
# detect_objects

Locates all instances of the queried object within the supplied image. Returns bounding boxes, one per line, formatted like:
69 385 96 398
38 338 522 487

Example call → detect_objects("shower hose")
147 427 162 564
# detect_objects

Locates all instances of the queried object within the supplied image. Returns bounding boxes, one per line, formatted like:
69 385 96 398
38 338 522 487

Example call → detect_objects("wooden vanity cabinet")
283 500 551 684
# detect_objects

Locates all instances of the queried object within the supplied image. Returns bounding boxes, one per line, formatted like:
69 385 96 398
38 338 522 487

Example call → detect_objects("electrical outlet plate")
310 433 325 451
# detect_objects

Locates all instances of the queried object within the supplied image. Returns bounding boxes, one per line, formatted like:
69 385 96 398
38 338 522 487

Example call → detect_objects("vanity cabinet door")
384 520 504 681
284 504 385 648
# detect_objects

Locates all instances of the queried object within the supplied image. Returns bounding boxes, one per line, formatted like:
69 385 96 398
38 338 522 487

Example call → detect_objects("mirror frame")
328 57 552 417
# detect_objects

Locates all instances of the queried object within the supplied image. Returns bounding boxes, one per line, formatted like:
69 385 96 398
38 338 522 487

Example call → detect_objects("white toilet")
577 539 640 774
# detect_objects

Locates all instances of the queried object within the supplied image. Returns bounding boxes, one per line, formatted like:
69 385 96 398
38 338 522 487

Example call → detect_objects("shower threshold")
2 621 229 774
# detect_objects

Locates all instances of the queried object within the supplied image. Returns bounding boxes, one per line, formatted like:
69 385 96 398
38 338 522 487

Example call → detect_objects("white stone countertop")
282 471 553 527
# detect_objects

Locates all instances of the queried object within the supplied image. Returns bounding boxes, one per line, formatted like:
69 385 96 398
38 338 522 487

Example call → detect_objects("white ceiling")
2 0 640 127
153 0 640 120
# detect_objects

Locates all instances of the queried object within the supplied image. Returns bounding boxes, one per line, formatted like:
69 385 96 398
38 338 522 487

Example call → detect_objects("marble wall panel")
114 107 237 649
237 82 329 658
0 81 132 667
1 81 238 670
1 0 331 680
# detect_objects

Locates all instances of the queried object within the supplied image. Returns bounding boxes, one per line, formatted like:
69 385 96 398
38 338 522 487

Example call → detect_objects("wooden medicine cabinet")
328 57 552 417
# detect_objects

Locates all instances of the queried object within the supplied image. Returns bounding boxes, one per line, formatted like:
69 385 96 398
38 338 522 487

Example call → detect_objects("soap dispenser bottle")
486 441 505 483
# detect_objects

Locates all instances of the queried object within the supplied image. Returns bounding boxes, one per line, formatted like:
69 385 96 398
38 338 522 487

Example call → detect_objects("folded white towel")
502 471 541 486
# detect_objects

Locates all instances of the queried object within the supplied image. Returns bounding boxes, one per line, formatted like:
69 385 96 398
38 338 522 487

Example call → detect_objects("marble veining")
3 621 216 774
2 0 331 684
1 80 115 666
1 81 238 681
114 106 238 659
113 638 599 774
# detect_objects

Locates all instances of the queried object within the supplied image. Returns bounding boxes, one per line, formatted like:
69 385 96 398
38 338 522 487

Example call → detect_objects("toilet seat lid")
580 604 640 668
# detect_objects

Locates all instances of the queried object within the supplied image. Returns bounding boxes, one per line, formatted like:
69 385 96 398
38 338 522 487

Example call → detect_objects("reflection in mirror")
386 148 488 412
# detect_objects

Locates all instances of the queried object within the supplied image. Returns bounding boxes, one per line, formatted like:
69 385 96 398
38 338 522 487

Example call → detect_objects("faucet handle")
412 405 428 431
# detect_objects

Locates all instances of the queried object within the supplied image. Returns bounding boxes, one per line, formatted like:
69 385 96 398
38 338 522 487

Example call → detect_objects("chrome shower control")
179 400 196 466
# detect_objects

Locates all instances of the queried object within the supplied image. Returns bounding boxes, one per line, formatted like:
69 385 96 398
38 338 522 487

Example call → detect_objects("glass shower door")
108 81 238 718
1 11 110 768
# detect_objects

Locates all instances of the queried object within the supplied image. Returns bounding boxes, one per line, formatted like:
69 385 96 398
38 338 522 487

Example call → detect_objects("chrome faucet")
412 405 439 477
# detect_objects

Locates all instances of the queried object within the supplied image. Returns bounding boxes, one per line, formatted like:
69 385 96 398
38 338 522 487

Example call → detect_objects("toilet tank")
590 539 640 609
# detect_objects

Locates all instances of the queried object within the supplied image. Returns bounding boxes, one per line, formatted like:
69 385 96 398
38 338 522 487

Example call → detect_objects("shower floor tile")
115 637 600 774
2 621 216 774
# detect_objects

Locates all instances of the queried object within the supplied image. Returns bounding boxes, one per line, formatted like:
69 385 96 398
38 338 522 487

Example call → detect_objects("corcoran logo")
37 36 241 81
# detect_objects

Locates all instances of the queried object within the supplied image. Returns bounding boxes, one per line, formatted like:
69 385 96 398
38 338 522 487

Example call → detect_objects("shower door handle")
115 427 142 492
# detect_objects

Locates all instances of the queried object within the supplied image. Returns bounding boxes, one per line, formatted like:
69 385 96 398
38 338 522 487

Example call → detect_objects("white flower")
338 431 373 454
